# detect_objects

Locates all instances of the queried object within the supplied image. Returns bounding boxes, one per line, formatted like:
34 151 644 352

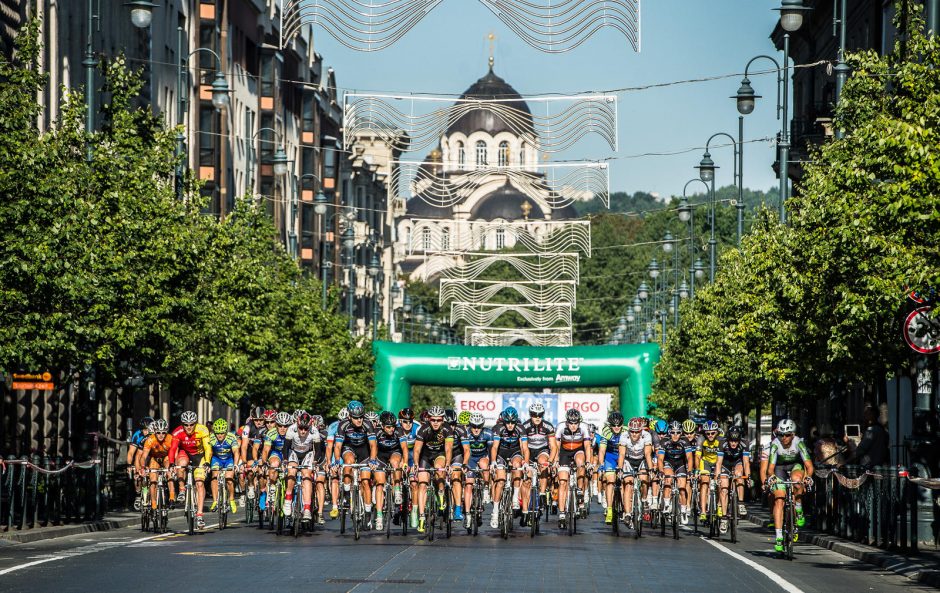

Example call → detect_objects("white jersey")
285 424 320 454
621 431 652 459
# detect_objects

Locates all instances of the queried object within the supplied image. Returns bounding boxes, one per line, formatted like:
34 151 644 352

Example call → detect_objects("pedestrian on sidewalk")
844 408 889 469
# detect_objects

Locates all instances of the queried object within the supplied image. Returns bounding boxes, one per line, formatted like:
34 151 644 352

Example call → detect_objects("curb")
743 510 940 589
0 510 184 544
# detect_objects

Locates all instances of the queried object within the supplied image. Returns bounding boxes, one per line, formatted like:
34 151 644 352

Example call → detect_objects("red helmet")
627 417 646 432
263 409 277 420
296 412 313 428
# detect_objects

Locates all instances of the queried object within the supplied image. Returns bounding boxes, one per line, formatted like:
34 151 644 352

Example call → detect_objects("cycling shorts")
287 450 318 468
342 444 370 463
701 460 730 476
465 455 487 471
622 457 647 476
558 448 585 469
176 450 205 469
529 446 550 460
450 453 464 467
602 453 621 472
662 459 689 476
210 456 235 471
495 453 524 468
267 449 284 463
417 451 447 470
772 463 804 490
376 450 403 467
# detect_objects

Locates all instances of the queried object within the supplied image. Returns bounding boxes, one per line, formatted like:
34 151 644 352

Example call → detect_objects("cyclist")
597 411 627 525
397 407 421 527
373 411 408 531
168 411 210 526
648 419 669 508
325 407 349 519
333 401 379 529
552 408 592 529
715 425 751 531
620 416 654 529
283 412 322 523
260 411 292 512
489 407 530 528
695 420 725 525
137 419 177 513
461 412 493 529
126 416 153 510
239 407 267 509
522 402 556 520
203 418 241 515
766 419 813 552
411 405 453 533
657 420 694 524
256 409 277 512
449 410 471 523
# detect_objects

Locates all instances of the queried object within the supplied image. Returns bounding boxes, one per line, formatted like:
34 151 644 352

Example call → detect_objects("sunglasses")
780 432 794 437
668 430 682 435
401 419 413 423
265 420 276 424
628 430 641 434
183 423 195 428
429 418 444 422
530 413 544 418
705 431 718 437
566 420 579 424
155 431 167 436
298 426 309 431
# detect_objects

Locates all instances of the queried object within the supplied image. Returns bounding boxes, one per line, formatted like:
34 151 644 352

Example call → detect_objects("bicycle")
525 463 541 537
705 475 720 539
289 463 316 538
144 468 171 533
609 469 624 537
214 464 233 531
560 462 579 536
497 465 514 540
398 467 411 536
242 463 256 527
420 466 446 542
179 464 198 535
138 473 151 532
727 475 749 544
690 471 702 534
267 465 288 535
660 473 681 540
625 467 643 539
340 463 370 540
772 478 812 560
465 467 485 536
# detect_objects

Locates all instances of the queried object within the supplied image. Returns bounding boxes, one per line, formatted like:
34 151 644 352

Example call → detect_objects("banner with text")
453 392 611 428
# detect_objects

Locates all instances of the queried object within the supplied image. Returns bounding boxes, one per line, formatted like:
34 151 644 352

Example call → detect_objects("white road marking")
0 524 216 576
700 537 806 593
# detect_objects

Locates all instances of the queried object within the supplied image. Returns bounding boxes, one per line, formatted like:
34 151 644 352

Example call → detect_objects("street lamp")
175 26 230 198
632 297 642 314
696 151 716 183
342 226 356 332
775 0 811 32
648 259 660 279
368 252 381 340
680 179 708 300
694 259 706 281
678 197 692 223
84 1 158 161
638 283 650 301
313 190 329 216
662 231 674 254
272 147 289 177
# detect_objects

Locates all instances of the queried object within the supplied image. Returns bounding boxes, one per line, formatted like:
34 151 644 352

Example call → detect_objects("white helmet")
150 419 169 433
180 411 197 424
275 412 293 426
469 413 486 428
528 402 545 415
776 419 797 434
364 411 379 423
337 408 349 421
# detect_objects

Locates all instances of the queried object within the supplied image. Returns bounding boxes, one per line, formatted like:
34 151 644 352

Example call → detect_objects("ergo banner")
453 392 611 428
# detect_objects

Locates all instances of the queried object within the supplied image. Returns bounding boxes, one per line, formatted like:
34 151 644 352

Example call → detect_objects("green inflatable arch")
372 342 660 419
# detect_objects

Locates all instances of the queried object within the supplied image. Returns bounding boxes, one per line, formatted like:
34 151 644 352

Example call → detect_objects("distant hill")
575 187 779 217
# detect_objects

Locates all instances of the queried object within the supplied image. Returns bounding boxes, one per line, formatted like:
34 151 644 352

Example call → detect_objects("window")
422 227 432 251
259 113 275 162
260 52 275 97
441 227 450 251
405 226 412 250
198 105 216 166
302 93 316 133
475 140 487 168
495 227 506 250
198 23 215 70
301 148 316 190
498 141 510 167
456 141 465 169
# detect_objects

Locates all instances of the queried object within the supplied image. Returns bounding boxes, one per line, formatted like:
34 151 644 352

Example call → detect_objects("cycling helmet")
337 408 349 421
457 411 471 425
668 420 682 434
469 413 486 428
347 401 365 419
292 409 307 421
364 411 379 424
251 406 264 420
607 411 624 427
311 415 325 430
444 409 458 425
398 407 415 421
654 419 668 435
296 412 312 428
427 406 445 418
627 417 646 432
379 411 397 427
211 418 229 433
150 419 168 433
702 420 720 433
501 407 520 423
275 411 293 426
727 425 744 440
682 419 697 433
776 419 796 434
648 418 658 431
141 416 155 429
565 408 582 424
181 411 198 424
529 402 546 416
420 410 430 423
263 409 277 420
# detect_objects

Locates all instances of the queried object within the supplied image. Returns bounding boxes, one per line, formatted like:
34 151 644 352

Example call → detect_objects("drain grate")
326 578 425 585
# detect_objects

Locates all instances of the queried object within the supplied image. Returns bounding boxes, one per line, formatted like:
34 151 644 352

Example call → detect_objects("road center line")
0 524 216 576
700 537 806 593
348 544 420 593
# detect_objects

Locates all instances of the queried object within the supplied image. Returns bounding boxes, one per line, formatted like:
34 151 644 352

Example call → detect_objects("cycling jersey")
768 437 810 468
264 428 288 459
522 419 555 452
375 426 406 461
697 438 723 465
285 425 322 465
462 428 494 459
555 422 590 451
399 421 421 450
720 439 750 465
658 437 693 469
204 432 239 460
621 431 652 460
492 424 527 459
169 424 209 461
143 433 174 458
334 419 377 449
415 424 453 457
240 421 267 445
128 429 149 449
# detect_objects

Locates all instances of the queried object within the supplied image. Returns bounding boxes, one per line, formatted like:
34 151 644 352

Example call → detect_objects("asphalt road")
0 507 932 593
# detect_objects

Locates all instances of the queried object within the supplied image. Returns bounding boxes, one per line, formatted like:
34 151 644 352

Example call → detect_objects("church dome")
446 65 534 138
405 197 452 219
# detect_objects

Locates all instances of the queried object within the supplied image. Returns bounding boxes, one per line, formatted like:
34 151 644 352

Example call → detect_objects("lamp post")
697 131 742 246
390 282 401 339
175 25 230 199
679 178 708 299
342 226 356 332
832 0 849 140
733 1 810 224
84 1 156 162
368 252 381 340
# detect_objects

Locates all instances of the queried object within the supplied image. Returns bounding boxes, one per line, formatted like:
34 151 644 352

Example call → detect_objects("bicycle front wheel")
352 487 361 541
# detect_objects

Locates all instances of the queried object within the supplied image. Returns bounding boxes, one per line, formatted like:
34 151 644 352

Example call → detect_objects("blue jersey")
327 421 339 440
461 428 494 459
599 426 627 463
129 429 148 449
399 421 421 449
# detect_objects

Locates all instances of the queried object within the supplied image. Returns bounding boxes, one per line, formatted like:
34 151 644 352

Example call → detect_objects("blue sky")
311 1 788 200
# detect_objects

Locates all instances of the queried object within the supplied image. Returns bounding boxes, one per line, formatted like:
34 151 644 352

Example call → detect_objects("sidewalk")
745 508 940 589
0 510 183 544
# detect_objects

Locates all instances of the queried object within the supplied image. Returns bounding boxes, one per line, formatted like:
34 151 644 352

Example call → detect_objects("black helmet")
141 416 155 429
398 407 415 421
607 411 624 427
251 406 265 420
565 409 582 424
379 411 397 427
444 409 458 425
727 425 744 440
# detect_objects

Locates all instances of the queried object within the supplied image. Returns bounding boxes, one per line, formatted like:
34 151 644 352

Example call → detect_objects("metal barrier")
0 456 102 531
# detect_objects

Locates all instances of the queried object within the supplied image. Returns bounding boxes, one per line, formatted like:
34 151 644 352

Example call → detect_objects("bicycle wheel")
427 487 436 542
444 482 452 539
729 489 738 543
401 483 409 536
352 486 361 541
529 487 538 538
612 488 621 536
500 489 511 540
671 489 680 540
660 491 667 537
567 482 576 536
218 480 226 531
339 488 347 535
633 487 643 539
275 482 285 535
385 485 393 539
292 491 302 537
245 484 254 526
692 486 699 534
784 501 795 560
